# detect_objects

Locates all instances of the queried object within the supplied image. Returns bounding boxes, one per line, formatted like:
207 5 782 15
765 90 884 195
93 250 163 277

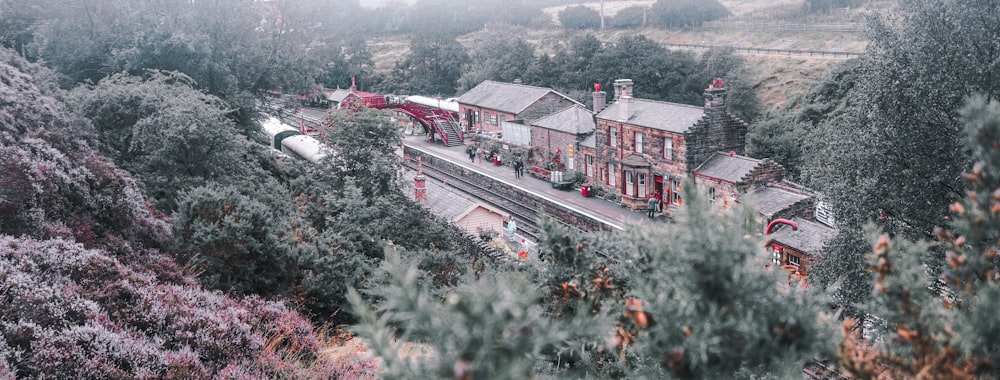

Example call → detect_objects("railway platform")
401 135 667 228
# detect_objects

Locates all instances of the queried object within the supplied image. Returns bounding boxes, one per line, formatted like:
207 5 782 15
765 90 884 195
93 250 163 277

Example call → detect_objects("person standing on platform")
467 145 476 163
514 158 523 178
475 148 484 166
648 196 658 219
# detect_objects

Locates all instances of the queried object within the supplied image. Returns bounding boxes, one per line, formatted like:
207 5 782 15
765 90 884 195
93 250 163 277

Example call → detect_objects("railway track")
401 158 549 240
401 155 619 263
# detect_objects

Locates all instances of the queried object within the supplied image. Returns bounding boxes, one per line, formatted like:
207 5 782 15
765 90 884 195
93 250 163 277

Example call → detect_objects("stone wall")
530 127 581 172
519 93 579 124
684 113 749 171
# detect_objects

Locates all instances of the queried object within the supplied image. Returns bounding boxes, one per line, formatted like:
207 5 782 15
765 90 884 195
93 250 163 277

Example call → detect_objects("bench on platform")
528 165 551 180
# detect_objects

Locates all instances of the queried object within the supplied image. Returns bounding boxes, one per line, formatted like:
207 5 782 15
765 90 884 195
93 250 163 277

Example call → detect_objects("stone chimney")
703 78 726 112
618 88 633 122
592 82 607 113
350 76 358 92
613 79 634 101
414 157 426 205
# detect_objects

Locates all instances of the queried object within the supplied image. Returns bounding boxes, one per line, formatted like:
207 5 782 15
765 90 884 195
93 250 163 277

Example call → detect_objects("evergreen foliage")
381 32 469 96
0 47 372 378
457 26 536 91
838 96 1000 379
352 186 834 378
610 6 648 29
790 0 1000 315
649 0 730 28
559 6 602 30
71 71 262 211
173 184 297 298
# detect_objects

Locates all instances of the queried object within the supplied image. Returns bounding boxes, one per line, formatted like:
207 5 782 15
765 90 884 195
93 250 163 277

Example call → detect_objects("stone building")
692 151 785 208
457 81 582 134
529 104 596 172
588 79 749 210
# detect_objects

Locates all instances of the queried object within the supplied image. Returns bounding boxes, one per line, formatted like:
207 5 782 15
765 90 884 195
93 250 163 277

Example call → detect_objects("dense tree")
0 48 372 378
5 0 318 124
610 6 648 29
838 96 1000 379
648 0 730 28
746 60 860 179
690 48 761 122
559 5 602 30
381 32 468 96
71 71 261 210
318 36 377 90
457 26 536 91
591 35 700 104
173 184 297 297
804 0 1000 237
352 187 834 378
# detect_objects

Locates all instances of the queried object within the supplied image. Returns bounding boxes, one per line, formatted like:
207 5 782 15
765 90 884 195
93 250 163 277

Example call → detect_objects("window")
673 180 683 205
567 156 574 170
789 254 801 267
608 163 616 186
489 113 498 125
663 137 673 160
586 155 595 177
625 171 634 196
635 132 644 153
708 187 716 202
610 127 618 147
638 174 646 197
771 244 783 265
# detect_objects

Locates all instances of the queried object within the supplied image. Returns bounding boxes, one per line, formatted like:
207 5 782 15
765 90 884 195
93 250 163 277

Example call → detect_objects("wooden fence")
663 43 862 58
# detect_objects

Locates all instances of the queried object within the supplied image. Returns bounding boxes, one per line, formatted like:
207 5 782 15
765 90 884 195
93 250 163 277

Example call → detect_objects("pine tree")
838 96 1000 379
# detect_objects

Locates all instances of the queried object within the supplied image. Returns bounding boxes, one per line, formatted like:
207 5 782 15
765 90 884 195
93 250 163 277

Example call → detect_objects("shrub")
559 6 601 30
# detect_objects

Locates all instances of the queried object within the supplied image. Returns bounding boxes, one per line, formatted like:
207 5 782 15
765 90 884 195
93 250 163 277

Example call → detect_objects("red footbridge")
289 88 465 147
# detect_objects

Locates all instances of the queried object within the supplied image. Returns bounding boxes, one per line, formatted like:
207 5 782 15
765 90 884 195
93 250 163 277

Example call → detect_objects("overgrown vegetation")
3 0 1000 378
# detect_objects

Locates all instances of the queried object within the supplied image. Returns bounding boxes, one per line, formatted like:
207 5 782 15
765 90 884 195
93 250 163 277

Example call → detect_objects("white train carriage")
405 95 459 113
261 116 301 149
280 135 328 164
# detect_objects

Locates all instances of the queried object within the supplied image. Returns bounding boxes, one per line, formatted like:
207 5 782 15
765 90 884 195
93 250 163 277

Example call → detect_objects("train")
261 116 327 164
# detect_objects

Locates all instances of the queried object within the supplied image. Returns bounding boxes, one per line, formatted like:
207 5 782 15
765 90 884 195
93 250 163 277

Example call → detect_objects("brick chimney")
613 79 634 101
704 78 726 112
618 88 633 122
414 157 426 204
350 76 358 92
592 82 607 113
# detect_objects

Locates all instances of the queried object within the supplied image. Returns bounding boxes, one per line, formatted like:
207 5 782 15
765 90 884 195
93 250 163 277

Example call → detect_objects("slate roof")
621 153 651 167
693 152 763 183
530 105 595 135
326 89 352 102
596 98 705 133
770 217 837 256
457 81 581 114
580 133 596 149
402 171 508 222
740 184 813 218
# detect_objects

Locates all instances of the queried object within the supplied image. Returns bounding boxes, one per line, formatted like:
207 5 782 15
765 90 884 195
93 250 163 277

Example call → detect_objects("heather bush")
0 235 367 378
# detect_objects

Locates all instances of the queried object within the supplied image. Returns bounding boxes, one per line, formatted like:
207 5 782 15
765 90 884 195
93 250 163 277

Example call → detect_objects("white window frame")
771 245 782 265
708 187 716 202
625 171 634 196
673 179 682 205
663 137 673 160
638 173 646 197
610 127 618 147
586 155 595 177
789 254 801 267
635 132 644 153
